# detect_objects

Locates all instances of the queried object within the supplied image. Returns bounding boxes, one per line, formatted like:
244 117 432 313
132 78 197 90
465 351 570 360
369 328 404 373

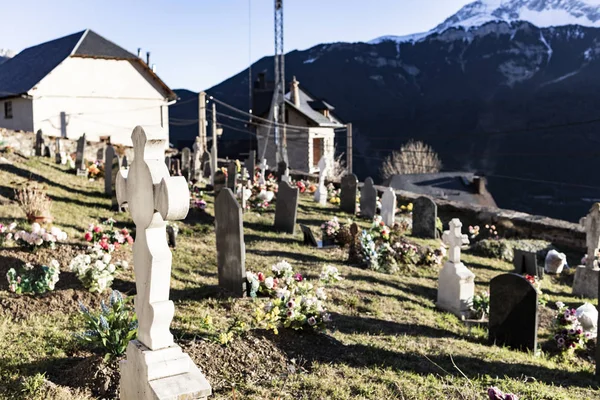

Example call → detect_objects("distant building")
253 74 344 173
0 29 176 146
384 172 497 207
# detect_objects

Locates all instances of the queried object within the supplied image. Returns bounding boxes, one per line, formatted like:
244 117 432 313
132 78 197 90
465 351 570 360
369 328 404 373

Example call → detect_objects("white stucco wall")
0 98 33 132
30 57 171 146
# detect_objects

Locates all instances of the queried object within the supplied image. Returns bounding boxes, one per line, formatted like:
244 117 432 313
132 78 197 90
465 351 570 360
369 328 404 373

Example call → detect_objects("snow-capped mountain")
0 49 15 64
371 0 600 43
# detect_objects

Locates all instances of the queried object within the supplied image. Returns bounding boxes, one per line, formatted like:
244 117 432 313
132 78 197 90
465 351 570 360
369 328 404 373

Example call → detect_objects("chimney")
137 48 142 58
291 76 300 107
146 51 151 65
473 176 487 194
151 64 156 73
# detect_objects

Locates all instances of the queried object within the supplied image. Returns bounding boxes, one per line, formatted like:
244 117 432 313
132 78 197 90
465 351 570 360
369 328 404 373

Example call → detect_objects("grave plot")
0 149 598 400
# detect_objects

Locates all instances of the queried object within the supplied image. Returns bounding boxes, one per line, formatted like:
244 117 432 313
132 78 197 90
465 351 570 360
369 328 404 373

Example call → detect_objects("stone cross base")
572 266 599 299
76 168 88 177
436 261 475 318
120 340 211 400
314 186 327 206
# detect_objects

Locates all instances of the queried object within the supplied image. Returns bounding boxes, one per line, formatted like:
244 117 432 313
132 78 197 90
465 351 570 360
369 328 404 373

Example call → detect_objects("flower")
294 273 303 282
264 277 274 289
307 317 316 326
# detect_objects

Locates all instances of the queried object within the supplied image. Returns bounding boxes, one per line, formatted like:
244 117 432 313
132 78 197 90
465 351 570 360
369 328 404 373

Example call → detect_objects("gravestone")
43 145 51 158
104 145 117 196
55 138 66 165
381 187 396 227
412 196 437 238
172 159 182 176
245 150 256 184
227 161 237 189
489 273 539 352
213 170 226 197
340 174 358 215
191 138 202 182
437 218 475 317
347 223 362 263
258 158 268 185
166 225 177 248
360 177 377 219
34 130 44 156
514 249 542 278
573 203 600 298
314 157 329 206
122 155 128 168
299 224 335 249
215 189 246 297
115 126 211 399
281 168 290 183
277 161 287 182
97 147 105 163
181 147 191 179
75 134 87 176
274 181 299 234
201 151 211 179
165 156 172 172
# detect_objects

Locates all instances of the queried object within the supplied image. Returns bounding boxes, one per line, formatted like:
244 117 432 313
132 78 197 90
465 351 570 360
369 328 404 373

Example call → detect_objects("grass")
0 154 598 399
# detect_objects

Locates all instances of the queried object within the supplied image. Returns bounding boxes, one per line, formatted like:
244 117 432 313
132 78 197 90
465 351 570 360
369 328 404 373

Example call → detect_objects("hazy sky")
0 0 472 91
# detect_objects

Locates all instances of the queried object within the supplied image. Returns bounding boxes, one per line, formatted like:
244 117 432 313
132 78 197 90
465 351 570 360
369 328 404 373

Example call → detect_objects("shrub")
470 239 513 262
380 140 442 179
77 291 137 361
470 291 490 319
6 260 60 294
69 245 129 293
15 181 52 219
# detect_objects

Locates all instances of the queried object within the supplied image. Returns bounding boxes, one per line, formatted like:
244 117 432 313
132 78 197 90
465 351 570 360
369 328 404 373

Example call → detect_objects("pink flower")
84 232 93 241
126 236 134 245
294 273 303 282
93 226 101 233
487 387 504 400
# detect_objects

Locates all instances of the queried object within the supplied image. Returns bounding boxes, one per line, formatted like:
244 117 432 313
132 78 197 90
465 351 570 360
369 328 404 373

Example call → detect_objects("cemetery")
0 128 600 400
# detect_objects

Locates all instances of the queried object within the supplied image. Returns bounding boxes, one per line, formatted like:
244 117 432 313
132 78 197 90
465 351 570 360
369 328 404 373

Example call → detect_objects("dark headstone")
181 147 191 180
227 161 237 189
245 151 256 184
215 189 246 297
97 148 105 162
489 273 538 351
360 177 377 219
121 155 128 168
214 170 226 196
412 196 437 238
171 159 181 176
514 249 543 278
276 161 287 182
300 224 319 248
166 225 177 248
348 223 362 263
201 151 211 178
43 145 51 158
54 138 63 164
165 156 172 171
104 145 117 195
75 134 86 170
34 130 44 156
274 182 299 234
340 174 358 214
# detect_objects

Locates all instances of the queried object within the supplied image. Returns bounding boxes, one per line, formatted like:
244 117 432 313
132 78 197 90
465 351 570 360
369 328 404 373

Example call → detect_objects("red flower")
121 228 129 235
258 272 265 282
84 232 93 241
524 274 535 284
93 226 102 233
379 221 385 227
99 239 109 250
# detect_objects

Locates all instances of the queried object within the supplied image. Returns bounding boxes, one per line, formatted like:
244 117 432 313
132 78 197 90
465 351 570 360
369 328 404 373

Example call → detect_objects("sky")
0 0 473 92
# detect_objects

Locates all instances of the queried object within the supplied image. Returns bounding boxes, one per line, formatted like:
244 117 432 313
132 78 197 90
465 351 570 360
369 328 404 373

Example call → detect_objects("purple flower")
504 394 519 400
488 387 504 400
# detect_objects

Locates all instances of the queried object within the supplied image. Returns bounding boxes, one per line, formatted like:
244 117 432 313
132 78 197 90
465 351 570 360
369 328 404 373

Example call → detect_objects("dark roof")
384 172 497 207
0 29 175 100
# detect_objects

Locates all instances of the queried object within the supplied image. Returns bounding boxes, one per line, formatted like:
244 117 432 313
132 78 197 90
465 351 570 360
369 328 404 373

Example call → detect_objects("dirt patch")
49 353 121 399
184 332 292 393
538 305 555 332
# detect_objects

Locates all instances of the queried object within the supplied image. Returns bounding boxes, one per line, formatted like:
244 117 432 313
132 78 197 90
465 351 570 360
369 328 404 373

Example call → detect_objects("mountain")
0 49 15 64
171 0 600 222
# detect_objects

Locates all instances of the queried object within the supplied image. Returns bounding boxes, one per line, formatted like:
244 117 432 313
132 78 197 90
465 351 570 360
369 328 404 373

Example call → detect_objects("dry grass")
0 155 598 399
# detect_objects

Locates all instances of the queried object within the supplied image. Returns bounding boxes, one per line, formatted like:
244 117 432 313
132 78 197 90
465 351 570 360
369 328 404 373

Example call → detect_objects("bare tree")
380 140 442 179
327 153 347 182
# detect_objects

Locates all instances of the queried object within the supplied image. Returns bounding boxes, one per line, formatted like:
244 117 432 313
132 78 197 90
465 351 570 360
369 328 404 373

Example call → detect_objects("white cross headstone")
314 157 329 205
258 158 268 186
573 203 600 298
381 188 396 227
437 218 475 317
116 126 211 400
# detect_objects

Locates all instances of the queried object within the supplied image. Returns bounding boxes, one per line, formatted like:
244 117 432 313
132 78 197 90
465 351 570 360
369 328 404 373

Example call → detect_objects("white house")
253 75 343 173
0 29 176 146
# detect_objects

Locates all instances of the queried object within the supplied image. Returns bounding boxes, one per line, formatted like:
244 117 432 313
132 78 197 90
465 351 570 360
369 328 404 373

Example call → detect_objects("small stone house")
253 75 343 173
0 29 176 146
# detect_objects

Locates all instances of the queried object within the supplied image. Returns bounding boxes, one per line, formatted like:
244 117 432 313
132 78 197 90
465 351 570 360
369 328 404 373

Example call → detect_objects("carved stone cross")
442 218 469 264
314 156 329 205
258 158 268 185
117 127 210 399
583 203 600 269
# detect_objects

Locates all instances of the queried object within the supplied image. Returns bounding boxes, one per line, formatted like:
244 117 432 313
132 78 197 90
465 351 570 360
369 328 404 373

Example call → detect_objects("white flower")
50 259 60 269
120 261 129 269
107 264 116 273
315 287 327 300
34 238 44 246
307 317 317 326
264 277 274 289
31 223 41 234
8 222 16 231
102 253 112 264
84 255 91 264
556 301 565 309
322 312 332 322
94 260 106 271
24 263 34 271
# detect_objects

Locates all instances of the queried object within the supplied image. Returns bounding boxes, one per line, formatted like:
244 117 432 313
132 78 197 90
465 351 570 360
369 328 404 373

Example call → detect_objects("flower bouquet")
69 245 129 293
84 218 133 252
6 259 60 294
14 223 67 251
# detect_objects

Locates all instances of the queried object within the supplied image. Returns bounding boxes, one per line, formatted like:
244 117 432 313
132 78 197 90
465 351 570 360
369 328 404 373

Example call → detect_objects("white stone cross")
442 218 469 264
314 156 329 205
583 203 600 269
258 158 268 185
381 187 396 227
116 126 190 351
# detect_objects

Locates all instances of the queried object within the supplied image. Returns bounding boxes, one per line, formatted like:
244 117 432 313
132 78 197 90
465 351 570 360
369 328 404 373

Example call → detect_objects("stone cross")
117 127 210 399
34 130 45 156
583 204 600 269
314 157 329 205
381 188 396 227
258 158 268 185
442 218 469 264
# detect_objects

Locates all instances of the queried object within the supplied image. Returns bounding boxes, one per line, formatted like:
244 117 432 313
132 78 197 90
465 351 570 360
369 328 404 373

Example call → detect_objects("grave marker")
215 188 246 297
97 147 105 163
413 196 437 238
34 130 44 156
75 134 87 176
55 138 66 165
104 145 117 196
166 225 177 248
274 181 299 234
381 187 396 227
181 147 191 179
202 151 211 179
300 224 335 249
489 273 538 352
191 138 202 181
258 158 268 185
437 218 475 317
277 161 287 182
340 174 358 215
573 203 600 298
116 126 211 399
245 150 256 184
360 177 377 219
314 157 329 206
214 170 226 196
513 249 542 278
227 161 237 189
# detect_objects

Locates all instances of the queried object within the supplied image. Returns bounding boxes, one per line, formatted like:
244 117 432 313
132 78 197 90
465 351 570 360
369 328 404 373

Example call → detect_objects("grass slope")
0 155 598 399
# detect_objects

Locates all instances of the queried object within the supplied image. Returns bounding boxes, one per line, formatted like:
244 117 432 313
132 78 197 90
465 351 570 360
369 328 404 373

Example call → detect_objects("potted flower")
320 217 341 247
15 181 53 224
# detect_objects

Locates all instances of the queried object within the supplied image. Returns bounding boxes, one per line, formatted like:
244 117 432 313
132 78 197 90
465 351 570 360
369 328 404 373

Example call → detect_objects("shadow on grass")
245 233 298 246
247 248 333 264
465 260 506 273
170 284 232 301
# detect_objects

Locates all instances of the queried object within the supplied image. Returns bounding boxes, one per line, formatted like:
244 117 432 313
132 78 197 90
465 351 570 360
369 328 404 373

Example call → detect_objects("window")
4 101 12 119
312 138 322 167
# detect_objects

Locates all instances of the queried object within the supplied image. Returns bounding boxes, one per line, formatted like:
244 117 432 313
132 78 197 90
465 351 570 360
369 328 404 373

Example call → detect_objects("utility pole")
211 102 217 185
199 92 207 153
274 0 287 164
346 123 353 175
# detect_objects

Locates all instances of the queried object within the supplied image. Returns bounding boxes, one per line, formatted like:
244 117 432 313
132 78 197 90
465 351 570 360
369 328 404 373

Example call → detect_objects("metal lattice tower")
274 0 287 163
